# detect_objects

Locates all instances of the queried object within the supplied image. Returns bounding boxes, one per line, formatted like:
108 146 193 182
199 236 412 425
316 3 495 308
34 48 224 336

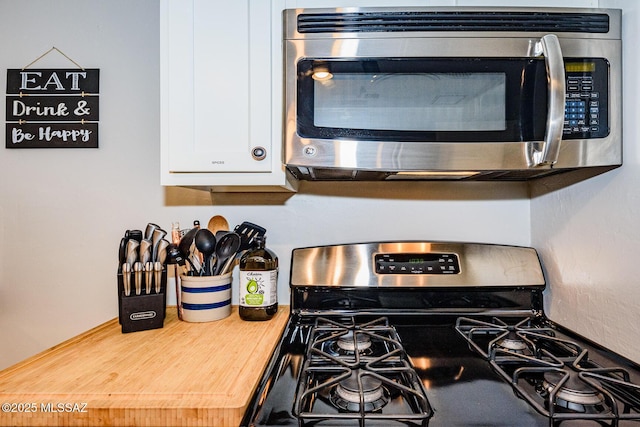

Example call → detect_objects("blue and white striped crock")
180 272 232 322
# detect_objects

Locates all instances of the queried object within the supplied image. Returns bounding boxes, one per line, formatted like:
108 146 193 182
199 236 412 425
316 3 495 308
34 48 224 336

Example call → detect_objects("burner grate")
295 317 432 426
456 316 640 426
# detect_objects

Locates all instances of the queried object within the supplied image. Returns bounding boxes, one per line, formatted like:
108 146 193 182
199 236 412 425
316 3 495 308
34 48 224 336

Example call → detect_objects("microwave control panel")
375 253 460 275
563 58 609 139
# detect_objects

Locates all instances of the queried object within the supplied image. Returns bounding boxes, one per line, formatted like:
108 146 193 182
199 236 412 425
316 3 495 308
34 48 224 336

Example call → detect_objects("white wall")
532 0 640 363
0 0 531 370
0 0 164 369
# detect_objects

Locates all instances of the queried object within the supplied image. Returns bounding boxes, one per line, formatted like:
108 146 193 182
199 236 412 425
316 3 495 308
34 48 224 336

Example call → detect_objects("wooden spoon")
207 215 229 236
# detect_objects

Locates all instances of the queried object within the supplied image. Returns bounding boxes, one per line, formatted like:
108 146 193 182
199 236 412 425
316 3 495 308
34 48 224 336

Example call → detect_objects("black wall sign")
5 68 100 149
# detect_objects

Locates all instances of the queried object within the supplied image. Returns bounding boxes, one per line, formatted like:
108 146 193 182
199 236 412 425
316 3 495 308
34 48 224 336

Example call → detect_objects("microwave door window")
296 58 548 142
313 73 507 132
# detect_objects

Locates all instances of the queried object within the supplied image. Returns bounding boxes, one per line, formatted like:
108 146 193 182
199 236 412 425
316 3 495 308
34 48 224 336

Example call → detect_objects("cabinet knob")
251 146 267 161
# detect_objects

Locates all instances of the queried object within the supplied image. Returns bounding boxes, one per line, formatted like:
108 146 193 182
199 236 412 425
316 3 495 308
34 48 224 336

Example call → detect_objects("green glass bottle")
239 236 278 321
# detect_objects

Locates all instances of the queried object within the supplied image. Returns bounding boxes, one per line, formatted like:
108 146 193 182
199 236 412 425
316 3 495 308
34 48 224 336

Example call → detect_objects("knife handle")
154 261 163 294
134 262 143 295
118 238 128 267
145 261 153 294
122 263 131 296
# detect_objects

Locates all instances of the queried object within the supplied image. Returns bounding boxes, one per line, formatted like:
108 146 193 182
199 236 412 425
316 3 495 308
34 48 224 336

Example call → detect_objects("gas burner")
456 317 549 359
308 317 402 364
539 371 608 414
336 331 372 353
330 370 389 412
456 317 564 360
496 331 529 354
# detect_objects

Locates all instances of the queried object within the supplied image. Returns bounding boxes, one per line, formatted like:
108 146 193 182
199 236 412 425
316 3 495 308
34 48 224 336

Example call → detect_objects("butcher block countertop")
0 306 289 427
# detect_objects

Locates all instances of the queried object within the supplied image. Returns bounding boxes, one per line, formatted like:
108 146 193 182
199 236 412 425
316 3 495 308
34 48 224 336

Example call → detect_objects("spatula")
234 221 266 251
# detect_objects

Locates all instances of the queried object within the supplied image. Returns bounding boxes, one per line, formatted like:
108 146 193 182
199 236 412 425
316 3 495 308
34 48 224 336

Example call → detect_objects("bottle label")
239 270 277 307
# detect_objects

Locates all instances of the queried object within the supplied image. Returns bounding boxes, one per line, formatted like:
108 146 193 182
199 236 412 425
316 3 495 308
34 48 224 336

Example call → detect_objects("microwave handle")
530 34 566 167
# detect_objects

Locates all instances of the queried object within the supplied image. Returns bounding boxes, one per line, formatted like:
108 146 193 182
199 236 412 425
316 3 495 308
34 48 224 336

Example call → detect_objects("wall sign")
5 68 100 148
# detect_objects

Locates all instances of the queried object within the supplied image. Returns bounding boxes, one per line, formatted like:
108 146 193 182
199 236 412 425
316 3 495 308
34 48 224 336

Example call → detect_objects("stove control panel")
375 253 460 275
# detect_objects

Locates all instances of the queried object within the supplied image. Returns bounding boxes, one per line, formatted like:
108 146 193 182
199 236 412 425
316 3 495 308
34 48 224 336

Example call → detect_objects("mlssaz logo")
130 311 157 321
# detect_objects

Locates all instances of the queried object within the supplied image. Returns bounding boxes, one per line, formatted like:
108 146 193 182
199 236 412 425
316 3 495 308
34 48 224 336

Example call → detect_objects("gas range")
241 242 640 427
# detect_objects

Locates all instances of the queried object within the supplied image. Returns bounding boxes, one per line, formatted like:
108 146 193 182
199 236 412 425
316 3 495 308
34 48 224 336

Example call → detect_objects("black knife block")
117 267 167 333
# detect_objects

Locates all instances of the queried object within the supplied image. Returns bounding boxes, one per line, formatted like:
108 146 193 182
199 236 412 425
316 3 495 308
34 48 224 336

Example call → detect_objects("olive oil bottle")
239 236 278 321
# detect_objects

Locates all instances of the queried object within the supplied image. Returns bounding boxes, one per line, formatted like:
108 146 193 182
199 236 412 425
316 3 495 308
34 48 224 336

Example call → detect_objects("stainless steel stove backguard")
290 242 545 290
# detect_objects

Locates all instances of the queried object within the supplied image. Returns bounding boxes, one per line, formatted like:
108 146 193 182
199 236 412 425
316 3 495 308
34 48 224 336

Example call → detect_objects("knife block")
117 267 167 333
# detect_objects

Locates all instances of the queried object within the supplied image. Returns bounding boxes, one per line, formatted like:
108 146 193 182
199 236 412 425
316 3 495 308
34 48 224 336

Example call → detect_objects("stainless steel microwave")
283 7 622 182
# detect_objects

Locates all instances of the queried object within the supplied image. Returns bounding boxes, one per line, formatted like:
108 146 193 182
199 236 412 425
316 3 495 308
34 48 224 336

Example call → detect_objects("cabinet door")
162 0 272 175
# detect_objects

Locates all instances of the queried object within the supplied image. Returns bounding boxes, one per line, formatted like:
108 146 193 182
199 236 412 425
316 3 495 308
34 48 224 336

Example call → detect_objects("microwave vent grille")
286 166 570 182
297 11 610 34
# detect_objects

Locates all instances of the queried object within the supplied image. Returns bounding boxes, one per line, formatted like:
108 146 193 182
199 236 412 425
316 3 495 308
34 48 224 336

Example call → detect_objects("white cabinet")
160 0 295 191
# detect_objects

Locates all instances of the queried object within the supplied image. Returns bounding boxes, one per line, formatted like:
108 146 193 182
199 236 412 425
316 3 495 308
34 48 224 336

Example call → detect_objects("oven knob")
251 146 267 161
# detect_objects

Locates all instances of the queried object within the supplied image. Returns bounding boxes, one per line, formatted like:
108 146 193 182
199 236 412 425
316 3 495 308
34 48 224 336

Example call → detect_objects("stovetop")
241 242 640 427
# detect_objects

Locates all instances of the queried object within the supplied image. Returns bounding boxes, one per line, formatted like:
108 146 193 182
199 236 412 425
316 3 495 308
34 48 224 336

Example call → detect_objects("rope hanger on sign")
19 47 89 99
22 46 85 70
